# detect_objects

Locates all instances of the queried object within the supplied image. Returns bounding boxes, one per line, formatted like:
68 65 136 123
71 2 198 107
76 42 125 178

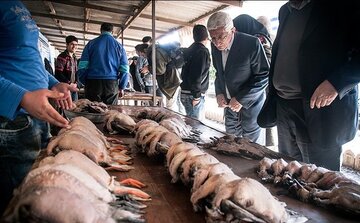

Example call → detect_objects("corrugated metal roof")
22 0 243 57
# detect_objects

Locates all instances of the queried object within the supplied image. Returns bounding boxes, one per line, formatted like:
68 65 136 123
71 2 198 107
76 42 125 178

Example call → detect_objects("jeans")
180 94 205 120
0 115 50 215
276 97 342 171
224 107 265 145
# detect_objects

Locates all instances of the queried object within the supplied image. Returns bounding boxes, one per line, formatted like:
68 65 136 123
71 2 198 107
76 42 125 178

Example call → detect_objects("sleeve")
155 48 168 76
235 39 269 109
143 57 149 67
135 59 145 88
117 46 129 90
54 56 69 83
188 49 209 98
48 72 59 89
118 73 129 90
327 1 360 99
78 45 90 84
0 76 27 119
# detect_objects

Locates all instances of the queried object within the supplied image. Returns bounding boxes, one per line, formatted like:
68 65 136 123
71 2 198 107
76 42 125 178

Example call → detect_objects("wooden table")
106 106 359 223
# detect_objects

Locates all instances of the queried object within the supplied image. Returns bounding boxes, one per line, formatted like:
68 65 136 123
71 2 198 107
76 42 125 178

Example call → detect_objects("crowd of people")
0 0 359 216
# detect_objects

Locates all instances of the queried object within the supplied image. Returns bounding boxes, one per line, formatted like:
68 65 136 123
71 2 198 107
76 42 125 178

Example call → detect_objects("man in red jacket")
55 35 79 101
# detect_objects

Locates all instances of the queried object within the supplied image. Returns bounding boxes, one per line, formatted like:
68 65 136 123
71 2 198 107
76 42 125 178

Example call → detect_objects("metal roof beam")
128 25 167 34
213 0 243 7
38 24 99 36
43 0 66 35
31 12 123 28
40 28 141 42
156 4 230 40
116 0 151 38
139 14 192 27
49 0 135 16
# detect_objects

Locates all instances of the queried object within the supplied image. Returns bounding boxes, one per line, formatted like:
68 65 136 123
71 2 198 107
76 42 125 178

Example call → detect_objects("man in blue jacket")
207 12 269 145
0 1 77 214
78 22 129 105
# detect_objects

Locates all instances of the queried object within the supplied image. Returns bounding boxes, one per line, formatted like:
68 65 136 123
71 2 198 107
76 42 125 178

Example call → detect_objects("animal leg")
191 178 219 211
113 186 151 200
105 163 134 172
112 209 145 223
169 151 188 183
106 137 125 144
147 131 167 156
46 136 62 155
120 178 146 188
192 169 210 193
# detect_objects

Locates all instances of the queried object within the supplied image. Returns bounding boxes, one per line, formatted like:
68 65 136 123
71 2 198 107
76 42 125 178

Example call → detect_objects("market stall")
108 105 359 223
3 105 359 223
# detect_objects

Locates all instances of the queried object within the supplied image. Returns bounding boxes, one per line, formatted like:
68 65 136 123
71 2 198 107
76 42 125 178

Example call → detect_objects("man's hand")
119 89 125 98
140 66 149 74
192 98 201 107
216 94 228 108
310 80 338 109
229 97 242 112
20 89 69 128
51 83 78 110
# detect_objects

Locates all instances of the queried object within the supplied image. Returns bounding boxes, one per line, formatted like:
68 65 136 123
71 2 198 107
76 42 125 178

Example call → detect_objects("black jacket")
180 42 210 98
260 0 360 147
212 32 269 109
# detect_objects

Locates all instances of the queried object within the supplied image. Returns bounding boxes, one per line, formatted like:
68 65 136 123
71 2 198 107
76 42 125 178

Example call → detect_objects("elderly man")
207 11 269 144
78 23 129 105
55 35 79 101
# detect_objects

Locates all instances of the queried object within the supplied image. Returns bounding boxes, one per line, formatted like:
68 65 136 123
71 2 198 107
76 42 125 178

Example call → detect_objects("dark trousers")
276 97 342 171
85 79 119 105
0 115 50 215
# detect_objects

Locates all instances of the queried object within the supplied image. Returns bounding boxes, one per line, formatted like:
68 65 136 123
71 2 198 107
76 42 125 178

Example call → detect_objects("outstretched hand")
51 83 78 110
20 89 69 128
310 80 338 109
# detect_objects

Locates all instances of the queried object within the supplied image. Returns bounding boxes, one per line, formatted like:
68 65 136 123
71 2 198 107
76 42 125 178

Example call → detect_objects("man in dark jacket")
207 12 269 144
180 24 211 120
258 0 360 170
55 35 79 101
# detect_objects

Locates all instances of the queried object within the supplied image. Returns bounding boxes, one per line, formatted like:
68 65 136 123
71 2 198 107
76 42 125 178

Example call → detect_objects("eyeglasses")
209 31 231 43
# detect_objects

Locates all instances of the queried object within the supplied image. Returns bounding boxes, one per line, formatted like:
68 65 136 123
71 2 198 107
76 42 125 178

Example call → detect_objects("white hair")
207 11 234 32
